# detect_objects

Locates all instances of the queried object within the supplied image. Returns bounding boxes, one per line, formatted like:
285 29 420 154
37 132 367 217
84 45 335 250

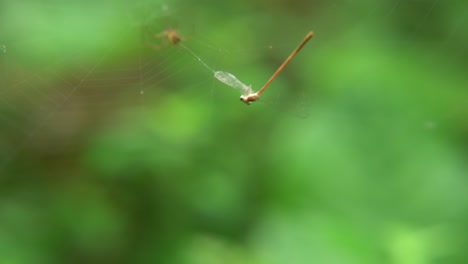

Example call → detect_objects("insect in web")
215 31 314 105
145 28 314 110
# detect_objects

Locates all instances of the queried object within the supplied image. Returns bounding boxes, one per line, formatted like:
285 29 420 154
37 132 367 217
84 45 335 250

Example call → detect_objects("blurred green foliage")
0 0 467 263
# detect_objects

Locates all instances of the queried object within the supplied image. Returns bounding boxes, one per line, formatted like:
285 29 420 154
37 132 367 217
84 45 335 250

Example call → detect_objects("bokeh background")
1 0 467 263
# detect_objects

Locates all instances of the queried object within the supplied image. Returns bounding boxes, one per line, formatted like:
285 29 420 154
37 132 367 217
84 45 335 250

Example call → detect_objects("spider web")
0 0 466 173
1 1 468 263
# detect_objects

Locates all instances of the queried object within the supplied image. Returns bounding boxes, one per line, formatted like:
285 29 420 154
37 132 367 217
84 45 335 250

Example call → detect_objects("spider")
158 28 182 45
146 28 184 50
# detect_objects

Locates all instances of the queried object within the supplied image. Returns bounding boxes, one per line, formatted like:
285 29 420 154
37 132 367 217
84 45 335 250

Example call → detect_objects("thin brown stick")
256 31 314 97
